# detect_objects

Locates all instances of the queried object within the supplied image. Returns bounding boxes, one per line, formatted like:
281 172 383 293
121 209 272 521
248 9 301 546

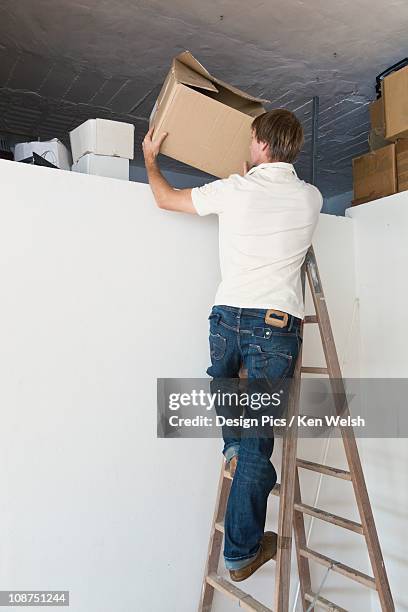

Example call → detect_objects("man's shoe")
229 455 238 478
229 531 278 582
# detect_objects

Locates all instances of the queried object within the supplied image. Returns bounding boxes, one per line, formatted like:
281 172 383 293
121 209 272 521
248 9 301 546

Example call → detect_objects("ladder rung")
206 573 273 611
294 502 364 534
217 500 362 543
301 366 329 374
299 546 377 590
296 459 351 480
305 591 347 612
304 315 318 324
226 460 351 484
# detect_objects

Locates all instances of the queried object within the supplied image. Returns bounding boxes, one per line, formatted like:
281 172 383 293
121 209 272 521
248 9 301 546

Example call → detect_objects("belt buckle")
264 309 288 328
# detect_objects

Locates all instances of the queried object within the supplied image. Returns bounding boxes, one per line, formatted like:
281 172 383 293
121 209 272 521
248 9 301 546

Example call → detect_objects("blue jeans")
206 305 302 570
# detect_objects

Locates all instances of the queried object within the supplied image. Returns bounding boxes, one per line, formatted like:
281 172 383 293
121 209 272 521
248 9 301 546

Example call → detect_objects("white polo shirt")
191 162 323 319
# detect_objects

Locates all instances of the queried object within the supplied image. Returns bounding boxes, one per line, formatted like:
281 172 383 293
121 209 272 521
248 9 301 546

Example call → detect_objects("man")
142 109 323 581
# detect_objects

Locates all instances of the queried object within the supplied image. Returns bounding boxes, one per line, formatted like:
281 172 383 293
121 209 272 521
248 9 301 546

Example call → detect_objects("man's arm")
142 127 196 214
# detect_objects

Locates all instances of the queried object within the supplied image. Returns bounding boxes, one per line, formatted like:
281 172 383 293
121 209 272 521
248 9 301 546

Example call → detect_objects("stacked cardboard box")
398 139 408 192
352 65 408 206
368 96 390 151
69 119 134 181
352 143 396 206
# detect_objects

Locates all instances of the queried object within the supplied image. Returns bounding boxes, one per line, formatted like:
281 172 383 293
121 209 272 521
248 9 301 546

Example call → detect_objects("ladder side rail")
292 248 314 612
274 345 303 612
292 256 314 612
293 465 314 612
198 461 232 612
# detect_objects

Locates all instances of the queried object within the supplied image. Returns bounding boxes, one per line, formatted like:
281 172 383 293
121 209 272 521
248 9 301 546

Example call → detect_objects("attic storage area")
1 0 406 203
1 2 408 612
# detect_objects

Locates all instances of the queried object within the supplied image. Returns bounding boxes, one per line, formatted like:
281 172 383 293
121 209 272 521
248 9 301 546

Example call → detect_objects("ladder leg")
198 459 231 612
292 251 313 612
274 350 302 612
293 467 314 612
340 427 394 611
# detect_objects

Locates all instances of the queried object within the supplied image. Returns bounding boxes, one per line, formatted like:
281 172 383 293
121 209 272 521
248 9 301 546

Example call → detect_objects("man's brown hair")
251 109 304 163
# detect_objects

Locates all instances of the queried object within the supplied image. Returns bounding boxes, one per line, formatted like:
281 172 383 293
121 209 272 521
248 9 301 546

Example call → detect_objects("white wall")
0 159 399 612
0 160 224 612
346 193 408 612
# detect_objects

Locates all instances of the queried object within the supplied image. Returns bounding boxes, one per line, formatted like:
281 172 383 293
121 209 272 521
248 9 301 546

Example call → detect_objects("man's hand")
142 127 168 165
142 126 195 214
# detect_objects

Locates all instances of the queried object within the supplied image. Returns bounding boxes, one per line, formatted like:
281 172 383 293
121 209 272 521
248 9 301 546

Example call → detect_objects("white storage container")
71 153 129 180
14 139 72 170
69 119 134 164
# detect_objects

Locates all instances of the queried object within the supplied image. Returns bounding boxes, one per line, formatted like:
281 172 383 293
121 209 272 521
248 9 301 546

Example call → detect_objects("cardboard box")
397 139 408 193
368 128 391 152
70 119 134 164
149 51 268 178
14 139 71 170
352 143 397 206
369 97 384 132
383 65 408 140
72 153 129 180
368 96 392 151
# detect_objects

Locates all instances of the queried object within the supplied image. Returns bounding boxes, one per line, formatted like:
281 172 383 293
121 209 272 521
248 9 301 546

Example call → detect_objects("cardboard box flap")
211 75 269 104
175 51 212 79
172 58 218 92
176 50 269 104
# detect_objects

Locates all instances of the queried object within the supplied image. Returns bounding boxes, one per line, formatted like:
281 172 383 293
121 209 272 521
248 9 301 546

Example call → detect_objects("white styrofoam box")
71 153 129 180
69 119 135 164
14 139 72 170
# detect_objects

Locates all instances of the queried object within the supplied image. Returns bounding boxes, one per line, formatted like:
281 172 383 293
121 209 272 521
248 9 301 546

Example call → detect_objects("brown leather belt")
264 308 288 328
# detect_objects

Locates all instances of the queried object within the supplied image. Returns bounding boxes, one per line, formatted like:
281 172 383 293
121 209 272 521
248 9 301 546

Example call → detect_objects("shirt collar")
247 162 297 177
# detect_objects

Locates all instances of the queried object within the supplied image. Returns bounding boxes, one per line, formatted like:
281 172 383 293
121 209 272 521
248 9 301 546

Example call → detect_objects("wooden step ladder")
198 246 394 612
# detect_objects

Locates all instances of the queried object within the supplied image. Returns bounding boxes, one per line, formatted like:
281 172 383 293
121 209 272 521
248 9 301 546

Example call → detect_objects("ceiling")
0 0 407 197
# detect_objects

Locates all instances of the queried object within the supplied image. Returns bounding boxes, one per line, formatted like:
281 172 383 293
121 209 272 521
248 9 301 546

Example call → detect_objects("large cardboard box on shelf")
149 51 268 178
69 119 134 164
383 65 408 140
352 143 397 206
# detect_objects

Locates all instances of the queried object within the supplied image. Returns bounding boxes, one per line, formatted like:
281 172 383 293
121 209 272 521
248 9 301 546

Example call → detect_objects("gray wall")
130 162 213 189
322 190 353 216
